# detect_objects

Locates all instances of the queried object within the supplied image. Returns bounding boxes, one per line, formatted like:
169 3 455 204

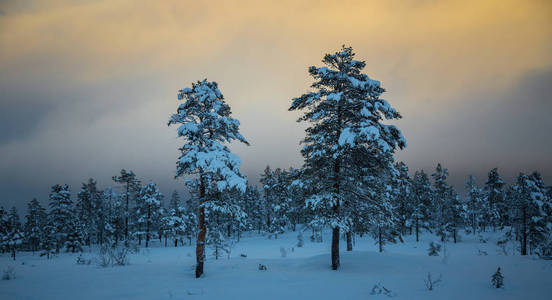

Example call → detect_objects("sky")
0 0 551 213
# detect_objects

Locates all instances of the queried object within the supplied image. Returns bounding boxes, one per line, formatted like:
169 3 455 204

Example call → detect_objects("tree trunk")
415 217 419 242
195 176 207 278
346 231 353 251
331 226 340 270
174 238 178 247
378 227 383 253
453 228 457 243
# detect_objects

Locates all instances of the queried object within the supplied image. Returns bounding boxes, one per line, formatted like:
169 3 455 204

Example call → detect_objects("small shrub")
2 266 16 280
111 246 130 266
427 242 441 256
491 267 504 288
96 243 130 267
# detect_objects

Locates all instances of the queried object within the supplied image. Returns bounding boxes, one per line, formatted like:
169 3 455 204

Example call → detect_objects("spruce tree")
168 79 249 278
289 46 405 269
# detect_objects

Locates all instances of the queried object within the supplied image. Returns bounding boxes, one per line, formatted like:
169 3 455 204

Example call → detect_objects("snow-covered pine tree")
3 207 23 260
484 168 505 230
511 172 551 256
76 178 101 246
136 182 163 248
102 187 124 245
24 198 47 252
48 184 77 253
431 163 450 242
112 169 141 242
260 165 277 235
446 187 464 243
289 46 406 269
168 79 249 278
165 190 185 247
465 175 484 235
411 170 433 242
243 184 263 233
394 162 412 235
285 167 307 232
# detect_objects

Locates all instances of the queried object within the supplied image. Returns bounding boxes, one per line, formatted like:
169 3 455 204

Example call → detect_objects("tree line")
1 46 551 277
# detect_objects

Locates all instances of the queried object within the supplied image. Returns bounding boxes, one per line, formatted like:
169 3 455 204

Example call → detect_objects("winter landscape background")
1 0 551 299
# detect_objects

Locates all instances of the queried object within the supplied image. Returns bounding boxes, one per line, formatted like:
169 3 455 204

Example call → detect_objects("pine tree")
112 169 141 242
394 162 412 235
465 175 484 235
290 46 406 269
76 178 101 246
411 170 433 242
260 165 277 235
24 198 47 252
168 79 249 278
431 163 450 242
136 182 163 248
48 184 76 253
484 168 505 230
511 172 551 256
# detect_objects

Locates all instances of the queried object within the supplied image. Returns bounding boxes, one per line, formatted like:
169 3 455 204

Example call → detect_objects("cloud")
0 0 551 212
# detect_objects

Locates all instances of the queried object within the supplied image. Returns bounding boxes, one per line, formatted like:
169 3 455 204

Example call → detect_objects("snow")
2 230 551 300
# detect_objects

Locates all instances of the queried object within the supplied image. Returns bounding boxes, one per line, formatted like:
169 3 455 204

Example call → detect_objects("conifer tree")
24 198 47 252
411 170 433 242
431 164 450 242
48 184 76 253
465 175 484 235
136 181 163 248
168 79 249 278
76 178 101 246
484 168 505 230
112 169 141 242
290 46 406 269
491 267 504 288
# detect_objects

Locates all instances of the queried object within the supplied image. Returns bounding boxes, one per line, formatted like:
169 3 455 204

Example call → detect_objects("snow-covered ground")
1 230 551 300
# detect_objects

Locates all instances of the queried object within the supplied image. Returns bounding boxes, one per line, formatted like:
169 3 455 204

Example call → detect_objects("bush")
96 243 130 267
424 272 442 291
2 266 16 280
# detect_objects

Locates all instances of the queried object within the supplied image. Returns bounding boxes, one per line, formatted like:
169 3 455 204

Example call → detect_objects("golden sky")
0 0 551 208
